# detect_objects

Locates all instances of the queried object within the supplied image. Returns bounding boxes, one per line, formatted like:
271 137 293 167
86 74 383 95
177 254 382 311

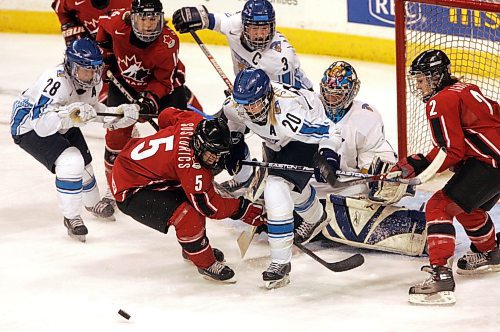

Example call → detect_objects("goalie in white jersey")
173 0 313 90
10 38 139 242
222 68 342 288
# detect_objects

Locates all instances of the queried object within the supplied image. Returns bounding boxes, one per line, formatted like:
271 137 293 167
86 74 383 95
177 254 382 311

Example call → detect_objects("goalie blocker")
322 194 427 256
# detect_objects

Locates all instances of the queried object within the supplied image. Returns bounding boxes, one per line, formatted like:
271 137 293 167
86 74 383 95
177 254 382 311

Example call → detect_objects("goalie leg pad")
322 194 427 256
443 158 500 213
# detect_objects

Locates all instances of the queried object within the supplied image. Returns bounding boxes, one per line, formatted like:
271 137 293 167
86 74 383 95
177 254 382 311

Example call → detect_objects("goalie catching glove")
231 197 266 227
172 6 210 34
103 104 140 130
391 154 430 179
58 102 97 129
314 148 341 186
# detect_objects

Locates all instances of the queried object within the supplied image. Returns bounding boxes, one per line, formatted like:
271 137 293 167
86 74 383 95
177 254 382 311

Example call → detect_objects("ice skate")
457 234 500 275
408 265 455 305
85 197 116 221
219 168 254 193
294 211 328 245
183 248 225 263
64 216 88 243
197 261 236 283
262 262 291 289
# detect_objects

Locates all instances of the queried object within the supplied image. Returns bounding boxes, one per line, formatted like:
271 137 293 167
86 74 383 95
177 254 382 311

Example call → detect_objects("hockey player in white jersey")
10 38 139 242
173 0 312 90
312 61 426 257
222 68 342 288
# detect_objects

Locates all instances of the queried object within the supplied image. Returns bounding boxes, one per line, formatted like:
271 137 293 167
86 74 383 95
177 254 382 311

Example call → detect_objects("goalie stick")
105 70 160 131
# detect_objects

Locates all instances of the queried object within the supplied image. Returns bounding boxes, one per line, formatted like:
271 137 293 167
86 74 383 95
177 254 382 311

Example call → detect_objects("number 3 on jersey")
131 136 174 160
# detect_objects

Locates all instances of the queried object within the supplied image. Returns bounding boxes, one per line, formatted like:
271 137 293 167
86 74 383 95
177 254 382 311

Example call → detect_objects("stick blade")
237 226 257 258
327 253 365 272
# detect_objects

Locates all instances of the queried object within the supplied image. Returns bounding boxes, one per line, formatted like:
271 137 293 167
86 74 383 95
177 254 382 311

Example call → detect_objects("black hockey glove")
172 5 210 34
61 22 87 46
137 91 159 116
392 154 430 179
231 197 266 227
224 131 248 176
313 148 341 186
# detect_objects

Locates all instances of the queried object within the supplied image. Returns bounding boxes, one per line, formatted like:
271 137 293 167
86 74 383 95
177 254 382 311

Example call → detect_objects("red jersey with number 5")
110 108 240 219
424 82 500 170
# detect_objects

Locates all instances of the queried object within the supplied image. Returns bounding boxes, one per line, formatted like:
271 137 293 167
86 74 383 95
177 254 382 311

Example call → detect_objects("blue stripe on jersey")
10 100 31 136
32 95 51 120
299 123 329 137
281 72 291 85
56 178 83 191
295 186 316 213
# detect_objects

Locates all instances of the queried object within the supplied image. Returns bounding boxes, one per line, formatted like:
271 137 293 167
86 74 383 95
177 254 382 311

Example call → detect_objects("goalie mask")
320 61 360 123
190 118 232 170
131 0 164 43
241 0 276 50
233 68 273 126
408 49 453 103
64 37 104 90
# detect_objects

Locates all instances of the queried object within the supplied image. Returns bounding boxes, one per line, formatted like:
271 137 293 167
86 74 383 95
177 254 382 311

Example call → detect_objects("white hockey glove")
103 104 140 130
58 102 97 129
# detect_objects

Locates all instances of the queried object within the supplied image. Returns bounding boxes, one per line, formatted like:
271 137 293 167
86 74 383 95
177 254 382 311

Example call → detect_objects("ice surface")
0 34 498 332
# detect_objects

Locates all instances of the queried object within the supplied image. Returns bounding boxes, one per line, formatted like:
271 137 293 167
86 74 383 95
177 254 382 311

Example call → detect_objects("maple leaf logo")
119 55 151 83
83 18 100 34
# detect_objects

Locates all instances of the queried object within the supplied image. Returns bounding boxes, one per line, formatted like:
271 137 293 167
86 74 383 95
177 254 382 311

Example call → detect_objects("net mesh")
402 1 499 155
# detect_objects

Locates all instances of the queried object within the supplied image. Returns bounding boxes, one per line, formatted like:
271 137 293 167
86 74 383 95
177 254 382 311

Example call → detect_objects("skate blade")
67 230 86 243
264 275 290 290
409 291 456 305
201 274 237 284
456 264 500 275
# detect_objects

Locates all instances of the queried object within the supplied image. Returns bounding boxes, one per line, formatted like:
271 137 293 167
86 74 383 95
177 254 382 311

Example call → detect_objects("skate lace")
463 252 488 267
296 221 316 238
267 262 283 274
68 216 85 228
221 178 244 190
91 200 111 214
206 261 225 274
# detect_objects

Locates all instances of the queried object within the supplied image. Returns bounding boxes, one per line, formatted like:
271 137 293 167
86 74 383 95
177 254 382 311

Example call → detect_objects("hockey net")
395 0 499 158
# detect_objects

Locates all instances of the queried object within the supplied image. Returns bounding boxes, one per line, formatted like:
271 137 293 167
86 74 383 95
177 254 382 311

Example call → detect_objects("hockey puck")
118 309 131 320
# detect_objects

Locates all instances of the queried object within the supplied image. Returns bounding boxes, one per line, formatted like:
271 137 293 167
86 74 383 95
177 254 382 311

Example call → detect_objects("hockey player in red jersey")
392 50 500 305
52 0 131 45
96 0 203 202
110 108 266 282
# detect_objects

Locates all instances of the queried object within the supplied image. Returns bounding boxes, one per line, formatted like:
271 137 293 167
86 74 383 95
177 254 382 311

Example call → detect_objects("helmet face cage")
65 38 104 89
233 68 272 125
408 50 451 103
236 91 272 125
131 0 164 42
242 0 276 50
191 119 232 170
320 61 360 117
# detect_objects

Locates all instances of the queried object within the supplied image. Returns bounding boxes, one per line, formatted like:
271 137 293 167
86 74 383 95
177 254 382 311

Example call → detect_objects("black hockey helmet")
131 0 164 42
190 118 232 170
409 49 453 102
90 0 110 10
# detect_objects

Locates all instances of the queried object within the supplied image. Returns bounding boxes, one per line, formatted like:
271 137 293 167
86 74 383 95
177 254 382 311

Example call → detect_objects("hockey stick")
189 31 234 91
294 242 365 272
240 160 413 185
105 70 160 131
96 112 158 119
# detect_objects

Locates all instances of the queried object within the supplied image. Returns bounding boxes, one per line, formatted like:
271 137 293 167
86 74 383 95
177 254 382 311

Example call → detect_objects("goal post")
395 0 499 158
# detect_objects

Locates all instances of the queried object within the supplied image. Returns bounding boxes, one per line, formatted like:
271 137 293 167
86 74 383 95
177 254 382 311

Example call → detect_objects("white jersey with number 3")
211 12 313 90
223 82 341 151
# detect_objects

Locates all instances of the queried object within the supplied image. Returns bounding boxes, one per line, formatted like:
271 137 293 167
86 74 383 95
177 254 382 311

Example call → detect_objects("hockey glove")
61 22 87 46
59 102 97 129
103 104 140 130
172 6 210 34
391 154 430 179
137 91 159 116
224 132 248 176
313 148 341 186
231 197 266 227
